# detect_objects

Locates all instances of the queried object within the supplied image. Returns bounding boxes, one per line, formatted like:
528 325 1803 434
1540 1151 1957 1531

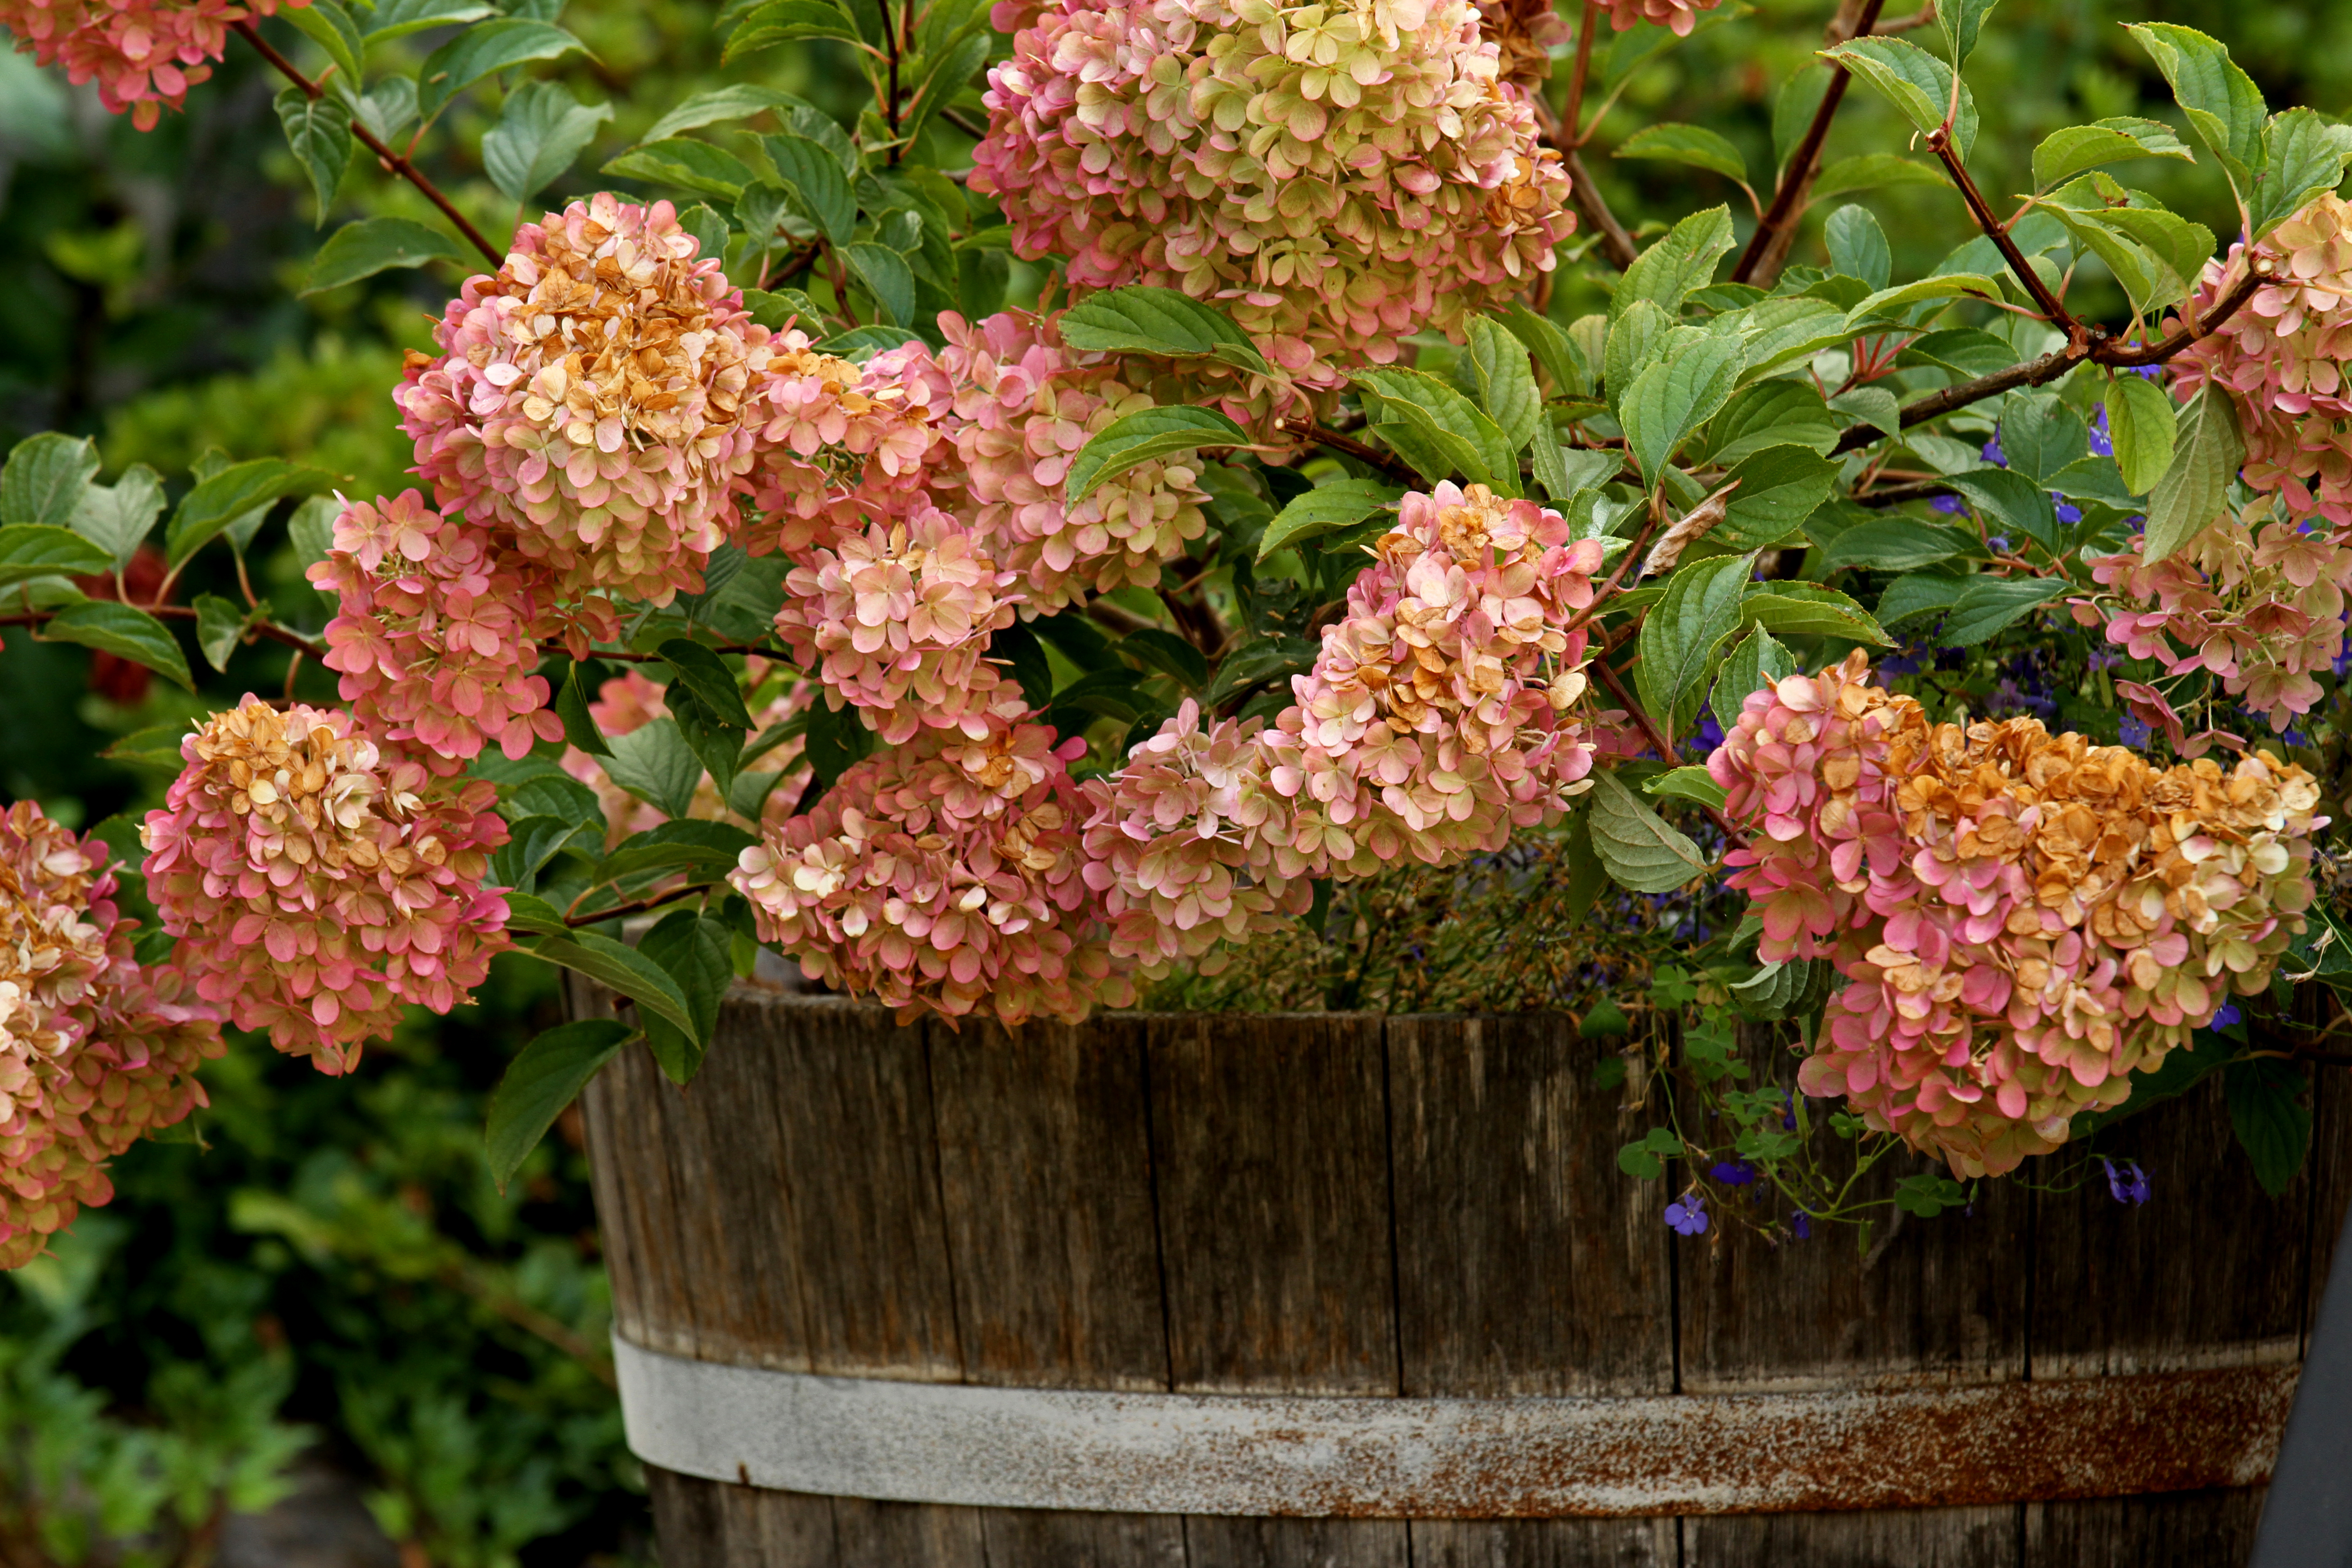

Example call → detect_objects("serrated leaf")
1066 406 1241 505
1354 367 1520 495
354 76 419 147
1257 478 1402 560
603 137 752 202
601 718 701 820
1637 553 1754 742
725 0 863 57
1718 443 1838 546
363 0 495 40
1603 299 1671 415
192 593 250 671
1821 37 1978 161
550 660 611 757
70 464 164 569
1999 394 2088 484
1644 764 1729 809
637 908 733 1083
638 84 807 147
40 602 192 690
0 524 108 588
1843 272 2005 328
1824 205 1891 291
2254 108 2352 240
657 639 754 730
1897 327 2019 379
841 242 914 326
1730 957 1828 1020
1 433 99 531
2127 23 2266 196
284 0 363 80
1941 576 2070 646
1876 571 1970 627
1057 286 1269 375
1587 770 1710 893
1810 153 1948 203
1710 627 1793 732
1944 467 2060 550
2108 372 2179 495
416 19 587 122
302 216 466 294
1612 205 1736 323
1615 122 1749 186
761 132 855 245
484 79 612 204
1740 583 1891 645
275 88 352 214
523 928 698 1039
1698 381 1842 465
1818 516 1976 572
485 1019 634 1192
1460 315 1544 449
2225 1057 2311 1198
1621 334 1745 485
2032 118 2196 191
2144 386 2244 563
901 31 993 155
1939 0 1998 69
166 459 333 569
1499 303 1587 398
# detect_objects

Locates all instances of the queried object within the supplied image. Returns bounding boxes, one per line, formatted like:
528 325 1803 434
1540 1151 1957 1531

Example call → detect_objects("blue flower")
1791 1212 1813 1240
2284 727 2309 747
1987 534 2012 553
1780 1090 1797 1131
1710 1160 1758 1186
1982 435 2006 467
2132 365 2164 380
1931 493 1967 515
1665 1195 1710 1235
2210 1002 2243 1029
2102 1157 2151 1206
2053 499 2082 527
2088 406 2114 458
2118 713 2151 748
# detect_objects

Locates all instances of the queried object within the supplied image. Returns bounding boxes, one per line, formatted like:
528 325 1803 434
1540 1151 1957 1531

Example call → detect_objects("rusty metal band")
612 1336 2293 1518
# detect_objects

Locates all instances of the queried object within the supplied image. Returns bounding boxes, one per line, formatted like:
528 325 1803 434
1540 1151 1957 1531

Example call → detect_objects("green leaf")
485 1019 634 1192
2108 372 2180 495
275 88 351 214
354 77 419 148
1499 303 1587 398
1998 394 2088 484
1354 367 1520 494
637 909 733 1083
192 593 249 672
761 132 855 245
1730 957 1829 1020
1710 627 1793 732
1620 334 1745 485
1057 285 1269 375
1824 205 1891 290
2032 118 2196 191
1066 406 1241 505
302 216 466 294
416 20 587 122
1821 37 1978 160
1460 315 1544 450
601 718 701 820
1876 571 1970 627
1843 272 2005 328
603 138 753 202
2126 23 2266 196
362 0 495 41
725 0 863 56
901 31 992 154
483 80 612 204
1114 627 1208 691
2254 108 2352 240
1828 387 1900 443
1587 771 1711 894
551 660 611 757
1718 444 1838 546
1615 123 1749 186
1 433 99 531
70 464 165 570
1941 576 2071 646
1740 583 1891 645
657 640 754 730
805 700 876 792
1819 516 1976 573
1612 205 1736 323
1698 381 1842 465
1939 0 1998 70
841 242 916 326
283 0 364 81
491 813 598 895
1637 553 1753 742
2047 201 2210 318
167 458 333 569
1257 478 1402 560
522 928 698 1039
593 820 759 887
2143 386 2245 563
2225 1057 2311 1198
1944 467 2060 550
40 602 192 690
0 523 108 588
1809 153 1948 203
1897 327 2019 379
2047 456 2136 507
1644 764 1729 810
637 84 806 147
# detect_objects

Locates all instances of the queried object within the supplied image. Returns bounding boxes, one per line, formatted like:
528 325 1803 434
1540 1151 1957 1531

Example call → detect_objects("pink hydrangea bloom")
2077 494 2352 731
140 700 512 1076
1596 0 1721 37
0 801 221 1269
970 0 1576 381
941 309 1211 610
1082 483 1604 970
561 665 816 846
1710 652 2323 1177
397 194 769 605
0 0 305 128
773 506 1024 744
729 716 1130 1025
309 490 569 772
2171 192 2352 526
741 332 961 557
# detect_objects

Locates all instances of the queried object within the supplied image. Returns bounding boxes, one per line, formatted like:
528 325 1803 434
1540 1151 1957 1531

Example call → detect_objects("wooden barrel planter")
573 982 2344 1567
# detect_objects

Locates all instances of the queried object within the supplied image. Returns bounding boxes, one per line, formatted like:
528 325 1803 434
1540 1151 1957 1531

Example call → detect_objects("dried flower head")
742 333 962 557
0 801 220 1269
141 700 512 1076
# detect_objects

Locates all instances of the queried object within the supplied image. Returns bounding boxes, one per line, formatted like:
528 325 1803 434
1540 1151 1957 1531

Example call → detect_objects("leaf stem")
1924 125 2076 330
1561 0 1601 148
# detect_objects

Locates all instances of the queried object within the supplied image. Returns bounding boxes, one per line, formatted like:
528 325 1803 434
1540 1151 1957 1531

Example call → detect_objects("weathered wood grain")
1686 1506 2019 1567
646 1467 837 1567
978 1506 1188 1566
827 1494 988 1567
929 1014 1170 1391
1408 1518 1677 1567
1387 1013 1671 1398
1146 1013 1400 1395
2305 1060 2351 1358
581 1036 705 1359
1181 1515 1410 1567
2022 1486 2266 1567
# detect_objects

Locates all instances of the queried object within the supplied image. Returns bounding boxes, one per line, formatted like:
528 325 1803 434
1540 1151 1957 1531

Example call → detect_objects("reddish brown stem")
233 19 505 267
1734 0 1886 284
1925 125 2074 330
1589 657 1747 847
1561 0 1602 148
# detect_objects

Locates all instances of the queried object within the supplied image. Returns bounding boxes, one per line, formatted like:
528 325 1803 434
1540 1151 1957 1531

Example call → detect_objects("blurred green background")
0 0 2334 1559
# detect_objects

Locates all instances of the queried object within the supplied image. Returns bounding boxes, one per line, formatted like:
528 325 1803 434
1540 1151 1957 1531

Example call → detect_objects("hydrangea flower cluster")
310 490 573 770
1596 0 1721 37
141 699 513 1076
0 0 305 128
561 666 815 846
2172 193 2349 527
1710 653 2322 1176
397 194 769 605
2078 494 2352 731
772 508 1024 745
728 713 1130 1024
941 310 1211 608
742 333 960 556
0 802 221 1268
970 0 1576 378
1081 482 1605 969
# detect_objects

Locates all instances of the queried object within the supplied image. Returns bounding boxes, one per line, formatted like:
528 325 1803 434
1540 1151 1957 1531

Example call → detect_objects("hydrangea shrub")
4 0 2352 1249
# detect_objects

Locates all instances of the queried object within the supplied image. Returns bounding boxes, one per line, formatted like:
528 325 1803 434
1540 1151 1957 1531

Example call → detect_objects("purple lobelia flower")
1665 1194 1710 1235
2102 1158 2151 1205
